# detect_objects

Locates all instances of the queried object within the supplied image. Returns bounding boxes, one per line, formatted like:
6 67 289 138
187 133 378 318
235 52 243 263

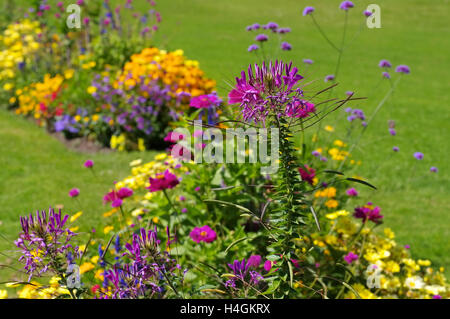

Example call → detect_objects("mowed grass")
0 0 449 280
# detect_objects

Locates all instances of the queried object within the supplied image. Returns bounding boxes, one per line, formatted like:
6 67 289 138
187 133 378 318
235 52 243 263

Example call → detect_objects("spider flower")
228 61 304 123
15 208 78 280
226 258 264 289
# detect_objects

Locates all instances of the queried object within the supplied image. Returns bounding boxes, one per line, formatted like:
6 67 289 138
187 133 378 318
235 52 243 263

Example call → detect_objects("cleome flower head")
15 208 78 280
228 61 314 124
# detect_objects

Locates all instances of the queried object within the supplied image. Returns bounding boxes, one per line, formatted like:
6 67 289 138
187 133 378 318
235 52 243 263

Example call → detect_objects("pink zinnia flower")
344 252 358 264
103 187 134 207
354 203 383 224
69 188 80 198
346 188 358 197
147 170 180 192
84 160 94 168
190 93 221 109
189 225 217 243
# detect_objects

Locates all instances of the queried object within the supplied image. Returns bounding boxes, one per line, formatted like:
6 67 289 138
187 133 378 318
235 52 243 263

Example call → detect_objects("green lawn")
0 0 448 281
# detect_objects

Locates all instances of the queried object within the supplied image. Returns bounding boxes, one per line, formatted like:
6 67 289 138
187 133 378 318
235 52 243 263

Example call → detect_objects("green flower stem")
310 15 340 52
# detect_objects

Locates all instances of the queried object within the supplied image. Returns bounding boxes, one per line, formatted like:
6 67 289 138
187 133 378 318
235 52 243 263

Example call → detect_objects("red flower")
298 165 316 185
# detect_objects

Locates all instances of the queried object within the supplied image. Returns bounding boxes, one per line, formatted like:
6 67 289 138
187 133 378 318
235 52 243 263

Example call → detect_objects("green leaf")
323 170 344 175
346 177 377 190
224 237 248 254
309 206 321 231
203 199 254 214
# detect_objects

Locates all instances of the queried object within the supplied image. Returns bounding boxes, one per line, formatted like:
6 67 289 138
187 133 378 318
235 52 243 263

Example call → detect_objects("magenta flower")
190 93 221 109
147 170 180 192
281 41 292 51
298 165 316 185
303 58 314 65
324 74 335 82
255 34 268 42
382 72 391 79
302 6 315 16
15 208 78 280
364 10 373 17
277 27 291 34
103 187 134 207
379 59 392 68
247 255 262 268
69 188 80 198
189 225 217 243
84 159 94 168
344 252 359 264
430 166 438 173
393 146 400 152
285 100 316 118
413 152 424 160
228 61 304 123
354 203 383 224
264 260 272 272
248 44 259 52
389 128 396 136
164 131 184 143
339 1 354 11
346 188 358 197
263 22 279 31
396 65 411 74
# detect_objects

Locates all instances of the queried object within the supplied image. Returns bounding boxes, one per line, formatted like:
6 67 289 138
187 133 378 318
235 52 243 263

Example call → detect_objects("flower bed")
0 1 446 300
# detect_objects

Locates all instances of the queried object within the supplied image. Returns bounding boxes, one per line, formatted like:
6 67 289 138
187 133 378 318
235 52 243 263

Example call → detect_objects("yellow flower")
384 228 395 239
324 125 335 132
64 69 75 79
70 211 83 222
87 86 97 94
325 199 339 209
325 210 349 220
333 140 346 147
95 269 104 281
103 225 114 235
418 259 431 267
91 256 100 264
138 138 146 151
80 262 95 274
103 208 118 218
0 289 7 299
3 83 14 91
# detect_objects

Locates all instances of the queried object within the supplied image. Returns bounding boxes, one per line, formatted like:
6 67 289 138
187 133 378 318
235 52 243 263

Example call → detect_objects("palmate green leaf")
224 237 248 254
346 177 377 190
